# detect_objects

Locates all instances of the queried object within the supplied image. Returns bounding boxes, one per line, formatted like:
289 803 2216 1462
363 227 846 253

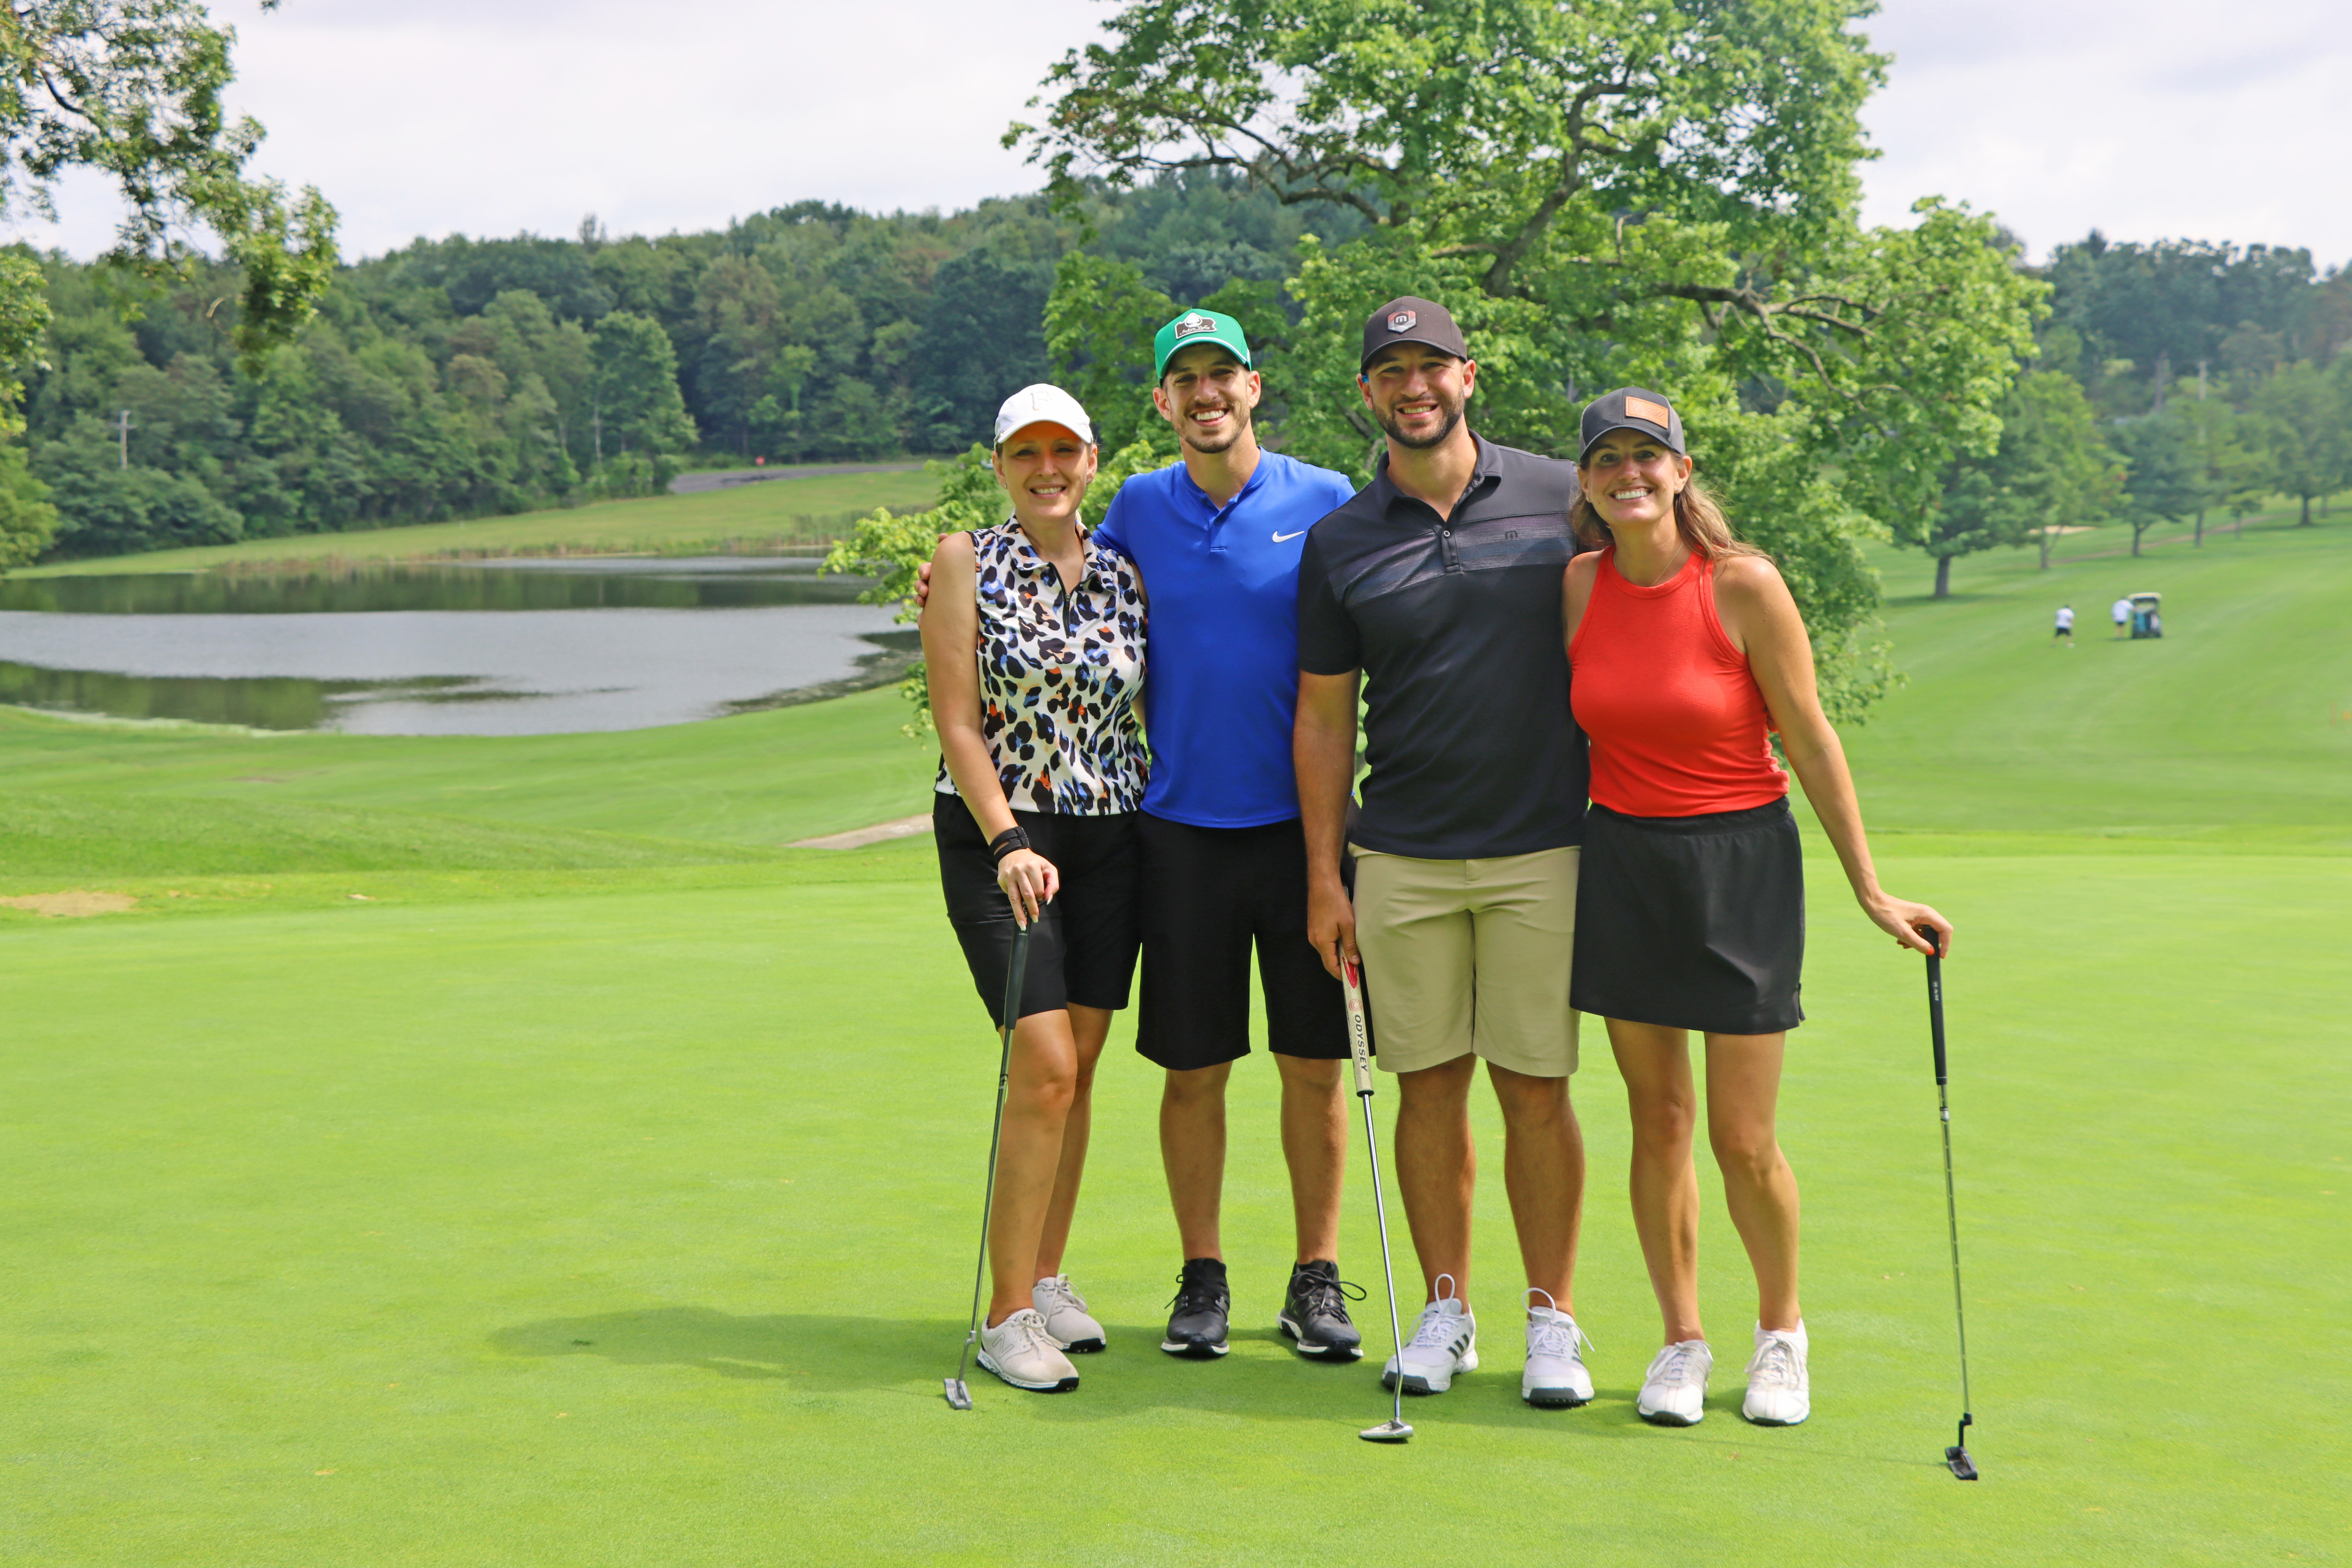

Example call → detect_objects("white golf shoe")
977 1307 1079 1393
1637 1338 1714 1426
1381 1275 1478 1395
1520 1289 1595 1407
1742 1322 1811 1426
1032 1274 1106 1354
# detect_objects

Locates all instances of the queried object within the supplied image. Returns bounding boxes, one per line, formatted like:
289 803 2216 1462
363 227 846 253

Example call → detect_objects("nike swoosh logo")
1272 530 1308 542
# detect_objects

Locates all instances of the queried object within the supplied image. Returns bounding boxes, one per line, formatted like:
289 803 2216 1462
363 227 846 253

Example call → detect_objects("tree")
0 1 337 568
2111 409 2203 556
0 1 337 376
0 438 57 568
1917 369 2115 592
2169 386 2261 546
589 311 694 467
909 250 1054 450
1015 0 2044 716
2250 361 2349 526
1043 252 1172 454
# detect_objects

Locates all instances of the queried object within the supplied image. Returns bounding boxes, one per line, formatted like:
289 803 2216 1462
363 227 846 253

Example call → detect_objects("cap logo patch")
1625 395 1672 426
1172 312 1218 340
1387 310 1418 333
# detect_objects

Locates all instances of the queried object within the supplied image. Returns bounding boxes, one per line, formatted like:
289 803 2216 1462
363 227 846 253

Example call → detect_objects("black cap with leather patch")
1578 386 1685 463
1361 296 1468 372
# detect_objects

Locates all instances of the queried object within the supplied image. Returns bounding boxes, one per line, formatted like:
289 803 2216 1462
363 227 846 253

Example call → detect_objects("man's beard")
1180 398 1253 455
1375 390 1465 450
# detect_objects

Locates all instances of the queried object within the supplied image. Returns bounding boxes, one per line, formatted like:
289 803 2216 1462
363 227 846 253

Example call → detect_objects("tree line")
1910 234 2352 596
0 177 1352 566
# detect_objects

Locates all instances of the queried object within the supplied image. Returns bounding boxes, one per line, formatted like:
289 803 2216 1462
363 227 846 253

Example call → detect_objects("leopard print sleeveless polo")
935 519 1148 815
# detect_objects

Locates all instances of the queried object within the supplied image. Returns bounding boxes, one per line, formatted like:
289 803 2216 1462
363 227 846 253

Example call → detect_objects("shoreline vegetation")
6 463 941 577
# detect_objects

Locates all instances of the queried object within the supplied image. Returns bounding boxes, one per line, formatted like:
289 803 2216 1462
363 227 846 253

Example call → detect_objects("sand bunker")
0 890 139 917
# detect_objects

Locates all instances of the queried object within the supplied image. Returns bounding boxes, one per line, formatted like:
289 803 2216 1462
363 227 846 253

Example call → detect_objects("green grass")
3 516 2349 1565
12 465 941 577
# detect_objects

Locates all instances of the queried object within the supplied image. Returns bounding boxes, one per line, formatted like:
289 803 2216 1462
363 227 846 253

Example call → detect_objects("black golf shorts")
1570 798 1805 1036
1133 812 1348 1072
934 795 1141 1028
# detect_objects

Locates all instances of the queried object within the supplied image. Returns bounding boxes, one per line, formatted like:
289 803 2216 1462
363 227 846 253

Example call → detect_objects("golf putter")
945 920 1033 1410
1922 931 1979 1480
1342 956 1413 1444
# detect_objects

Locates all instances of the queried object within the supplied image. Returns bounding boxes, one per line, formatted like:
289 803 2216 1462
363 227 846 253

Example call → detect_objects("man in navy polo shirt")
1092 309 1364 1364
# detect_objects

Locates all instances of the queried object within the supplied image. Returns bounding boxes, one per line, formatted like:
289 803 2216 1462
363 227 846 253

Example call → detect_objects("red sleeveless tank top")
1569 548 1788 817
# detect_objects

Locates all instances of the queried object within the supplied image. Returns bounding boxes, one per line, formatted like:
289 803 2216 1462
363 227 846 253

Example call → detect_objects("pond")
0 558 915 735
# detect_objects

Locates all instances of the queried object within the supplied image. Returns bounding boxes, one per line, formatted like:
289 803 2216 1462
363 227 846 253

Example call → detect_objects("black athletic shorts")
1570 798 1805 1036
1133 812 1348 1072
934 795 1141 1027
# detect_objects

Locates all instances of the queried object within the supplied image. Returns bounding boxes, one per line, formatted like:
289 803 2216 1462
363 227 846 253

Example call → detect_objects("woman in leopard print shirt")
921 384 1146 1395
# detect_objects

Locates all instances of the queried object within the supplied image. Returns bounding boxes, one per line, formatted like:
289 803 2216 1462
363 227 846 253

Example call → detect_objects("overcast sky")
11 0 2349 269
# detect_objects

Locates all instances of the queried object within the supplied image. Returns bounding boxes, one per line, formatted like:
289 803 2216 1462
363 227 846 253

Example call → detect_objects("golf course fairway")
3 518 2346 1565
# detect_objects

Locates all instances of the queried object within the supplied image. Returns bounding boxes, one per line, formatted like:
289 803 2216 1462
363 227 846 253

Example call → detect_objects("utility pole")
116 409 133 469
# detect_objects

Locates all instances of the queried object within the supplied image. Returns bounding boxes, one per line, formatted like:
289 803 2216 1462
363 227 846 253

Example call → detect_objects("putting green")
2 518 2347 1565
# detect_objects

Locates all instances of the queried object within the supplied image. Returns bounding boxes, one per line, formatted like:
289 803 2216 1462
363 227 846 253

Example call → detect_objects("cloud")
1858 0 2352 264
7 0 2347 274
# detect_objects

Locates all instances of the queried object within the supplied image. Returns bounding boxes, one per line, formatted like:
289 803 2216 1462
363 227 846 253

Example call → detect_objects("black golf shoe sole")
1058 1336 1106 1354
1521 1386 1593 1408
1159 1336 1229 1357
1276 1314 1364 1361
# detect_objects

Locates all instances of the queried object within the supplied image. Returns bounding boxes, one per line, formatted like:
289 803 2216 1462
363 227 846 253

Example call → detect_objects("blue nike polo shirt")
1095 451 1357 828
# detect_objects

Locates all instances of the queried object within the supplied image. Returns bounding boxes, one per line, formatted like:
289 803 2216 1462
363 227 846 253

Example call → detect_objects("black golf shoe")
1278 1259 1365 1361
1161 1257 1230 1357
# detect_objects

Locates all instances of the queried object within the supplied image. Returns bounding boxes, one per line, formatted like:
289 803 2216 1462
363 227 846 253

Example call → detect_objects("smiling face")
1359 346 1476 450
1577 427 1692 531
993 422 1097 529
1153 344 1261 456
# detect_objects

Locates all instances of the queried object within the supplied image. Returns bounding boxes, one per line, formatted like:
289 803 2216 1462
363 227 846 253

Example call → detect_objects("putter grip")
1924 944 1948 1087
1342 962 1376 1098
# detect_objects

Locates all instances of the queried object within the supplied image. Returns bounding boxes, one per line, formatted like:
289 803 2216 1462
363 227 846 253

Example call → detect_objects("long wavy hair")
1569 467 1766 563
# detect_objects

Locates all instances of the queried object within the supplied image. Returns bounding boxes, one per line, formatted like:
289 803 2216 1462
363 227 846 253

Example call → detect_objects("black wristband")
987 826 1031 865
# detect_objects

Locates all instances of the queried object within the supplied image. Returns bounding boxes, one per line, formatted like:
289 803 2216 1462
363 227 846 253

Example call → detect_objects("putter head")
1945 1444 1978 1480
1359 1419 1413 1444
943 1378 973 1411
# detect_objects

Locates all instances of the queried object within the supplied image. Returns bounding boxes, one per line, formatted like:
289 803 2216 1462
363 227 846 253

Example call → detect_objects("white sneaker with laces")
1637 1338 1713 1426
1032 1274 1106 1353
1742 1322 1810 1425
1521 1288 1595 1407
1381 1274 1478 1395
977 1307 1079 1393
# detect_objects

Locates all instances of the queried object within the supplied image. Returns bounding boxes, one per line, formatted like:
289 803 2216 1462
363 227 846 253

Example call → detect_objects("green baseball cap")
1152 308 1253 380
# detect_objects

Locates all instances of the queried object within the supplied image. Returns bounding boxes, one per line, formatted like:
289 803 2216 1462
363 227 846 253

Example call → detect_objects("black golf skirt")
935 794 1141 1027
1570 798 1805 1036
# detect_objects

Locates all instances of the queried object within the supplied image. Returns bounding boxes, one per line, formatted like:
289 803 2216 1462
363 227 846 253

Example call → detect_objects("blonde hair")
1569 470 1766 562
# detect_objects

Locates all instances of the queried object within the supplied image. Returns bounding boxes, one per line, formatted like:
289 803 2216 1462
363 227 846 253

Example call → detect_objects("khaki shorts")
1349 844 1580 1078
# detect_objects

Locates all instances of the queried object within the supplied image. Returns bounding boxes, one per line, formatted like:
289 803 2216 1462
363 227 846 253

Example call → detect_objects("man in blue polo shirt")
1093 310 1363 1364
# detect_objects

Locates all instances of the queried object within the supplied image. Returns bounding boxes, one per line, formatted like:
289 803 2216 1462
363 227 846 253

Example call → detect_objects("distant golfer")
1093 310 1367 1363
1295 297 1599 1409
2111 596 2132 639
920 384 1147 1395
1564 387 1953 1429
2053 604 2075 646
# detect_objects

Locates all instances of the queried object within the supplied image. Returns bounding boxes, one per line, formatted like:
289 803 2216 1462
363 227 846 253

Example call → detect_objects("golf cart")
2128 591 2163 639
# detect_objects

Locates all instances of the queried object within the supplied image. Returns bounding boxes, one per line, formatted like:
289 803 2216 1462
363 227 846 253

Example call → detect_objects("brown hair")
1569 469 1766 562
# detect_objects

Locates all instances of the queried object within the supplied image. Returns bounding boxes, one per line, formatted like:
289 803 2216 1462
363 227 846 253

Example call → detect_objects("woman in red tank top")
1561 387 1952 1432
